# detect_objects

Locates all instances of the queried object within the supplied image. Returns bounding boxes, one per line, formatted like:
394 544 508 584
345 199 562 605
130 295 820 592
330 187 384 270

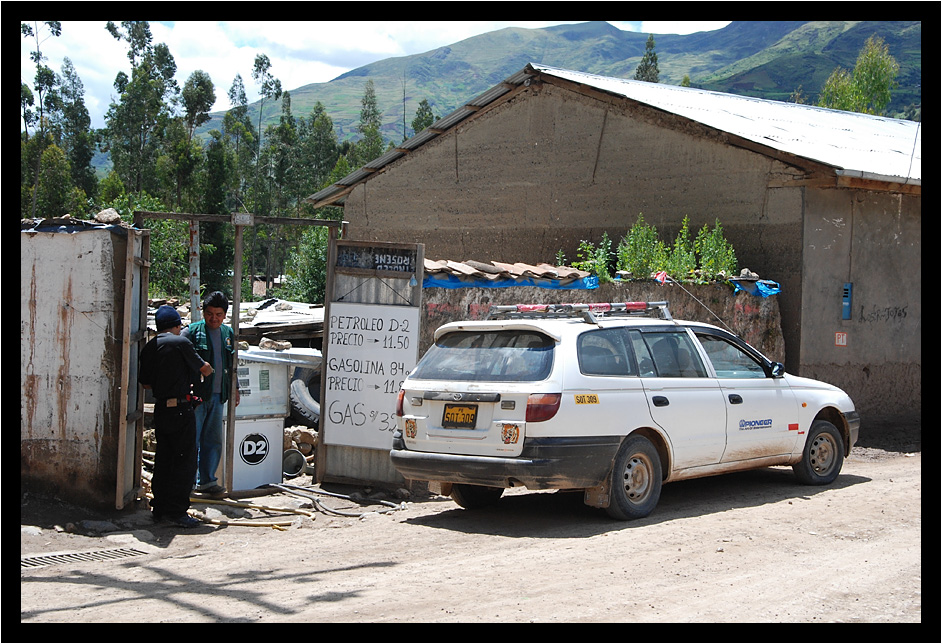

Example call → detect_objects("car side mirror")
770 362 785 378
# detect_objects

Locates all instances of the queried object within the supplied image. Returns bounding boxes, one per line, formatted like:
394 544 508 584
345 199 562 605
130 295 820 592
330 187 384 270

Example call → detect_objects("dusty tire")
605 435 662 520
793 420 844 485
289 367 320 428
451 484 504 509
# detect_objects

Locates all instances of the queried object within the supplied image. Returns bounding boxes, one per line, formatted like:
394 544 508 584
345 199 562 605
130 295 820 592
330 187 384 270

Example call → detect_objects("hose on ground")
265 482 406 518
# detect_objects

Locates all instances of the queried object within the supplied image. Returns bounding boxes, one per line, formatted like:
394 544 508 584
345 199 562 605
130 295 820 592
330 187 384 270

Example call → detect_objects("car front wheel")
793 420 844 485
605 435 662 520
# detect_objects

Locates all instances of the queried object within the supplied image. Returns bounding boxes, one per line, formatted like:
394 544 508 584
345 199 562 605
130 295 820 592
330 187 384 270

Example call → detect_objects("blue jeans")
194 392 225 488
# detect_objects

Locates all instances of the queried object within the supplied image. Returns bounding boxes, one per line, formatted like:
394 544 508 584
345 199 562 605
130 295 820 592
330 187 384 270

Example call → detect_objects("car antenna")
659 272 737 334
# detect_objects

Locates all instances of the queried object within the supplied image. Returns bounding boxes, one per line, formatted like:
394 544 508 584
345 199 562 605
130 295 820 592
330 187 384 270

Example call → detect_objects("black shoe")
167 514 202 528
152 511 164 523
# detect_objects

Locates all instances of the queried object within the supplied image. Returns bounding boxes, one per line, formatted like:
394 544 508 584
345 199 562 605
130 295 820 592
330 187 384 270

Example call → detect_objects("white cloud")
640 21 731 35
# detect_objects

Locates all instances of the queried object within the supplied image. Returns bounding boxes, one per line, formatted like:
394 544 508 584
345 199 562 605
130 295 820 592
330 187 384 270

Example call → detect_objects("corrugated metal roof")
306 63 920 208
530 63 921 186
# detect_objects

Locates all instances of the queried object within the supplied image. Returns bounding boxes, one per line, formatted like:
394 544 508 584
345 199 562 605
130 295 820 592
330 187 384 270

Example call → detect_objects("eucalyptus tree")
251 53 282 210
201 130 236 291
102 21 180 196
33 144 72 217
248 54 282 296
263 90 301 290
223 74 256 209
20 21 61 141
21 83 36 135
54 57 98 202
818 35 899 116
354 79 385 166
296 102 340 208
411 98 436 135
633 34 659 83
181 70 216 143
21 21 62 216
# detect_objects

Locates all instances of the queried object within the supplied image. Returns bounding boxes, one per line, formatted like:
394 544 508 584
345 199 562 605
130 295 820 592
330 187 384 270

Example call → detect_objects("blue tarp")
423 274 599 290
731 279 781 298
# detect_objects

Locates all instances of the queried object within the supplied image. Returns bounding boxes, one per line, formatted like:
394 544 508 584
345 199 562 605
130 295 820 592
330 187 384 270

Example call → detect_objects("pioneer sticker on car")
739 418 773 430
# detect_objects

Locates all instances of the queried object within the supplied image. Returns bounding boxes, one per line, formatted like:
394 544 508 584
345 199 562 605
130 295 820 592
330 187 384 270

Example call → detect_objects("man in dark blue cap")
139 305 213 528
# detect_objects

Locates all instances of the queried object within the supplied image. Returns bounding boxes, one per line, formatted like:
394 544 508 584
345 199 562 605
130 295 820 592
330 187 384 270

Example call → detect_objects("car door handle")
728 394 743 404
652 395 669 407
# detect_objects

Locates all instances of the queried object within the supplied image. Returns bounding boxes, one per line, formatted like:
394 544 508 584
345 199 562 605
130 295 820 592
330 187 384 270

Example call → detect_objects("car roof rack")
487 301 673 324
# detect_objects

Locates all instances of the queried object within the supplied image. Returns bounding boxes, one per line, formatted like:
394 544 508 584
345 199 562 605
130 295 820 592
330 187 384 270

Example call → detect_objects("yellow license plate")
442 404 478 429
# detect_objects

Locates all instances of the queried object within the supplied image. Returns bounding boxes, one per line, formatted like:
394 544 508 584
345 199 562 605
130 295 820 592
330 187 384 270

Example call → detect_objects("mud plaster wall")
344 81 804 367
420 282 784 367
799 189 921 424
21 230 126 507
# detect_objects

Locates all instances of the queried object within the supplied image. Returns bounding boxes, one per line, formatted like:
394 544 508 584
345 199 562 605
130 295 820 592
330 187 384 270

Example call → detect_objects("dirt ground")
21 423 921 624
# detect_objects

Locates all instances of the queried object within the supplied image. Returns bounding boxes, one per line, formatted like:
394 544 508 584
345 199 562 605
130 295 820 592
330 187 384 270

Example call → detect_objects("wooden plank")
134 211 344 227
115 231 136 508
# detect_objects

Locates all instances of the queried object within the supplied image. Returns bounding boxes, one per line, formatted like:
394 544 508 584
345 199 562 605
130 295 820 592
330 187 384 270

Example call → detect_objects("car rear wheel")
606 435 662 520
450 484 504 509
793 420 844 485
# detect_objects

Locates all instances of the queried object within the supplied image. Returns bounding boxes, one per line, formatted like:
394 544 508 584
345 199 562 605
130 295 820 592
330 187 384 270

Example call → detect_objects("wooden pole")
225 217 245 492
188 220 202 322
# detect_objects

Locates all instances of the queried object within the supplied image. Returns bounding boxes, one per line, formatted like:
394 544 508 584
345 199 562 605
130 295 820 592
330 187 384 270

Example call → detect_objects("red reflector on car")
526 393 561 422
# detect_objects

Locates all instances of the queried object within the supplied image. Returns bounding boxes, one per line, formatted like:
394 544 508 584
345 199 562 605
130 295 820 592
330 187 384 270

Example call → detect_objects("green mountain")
204 20 921 146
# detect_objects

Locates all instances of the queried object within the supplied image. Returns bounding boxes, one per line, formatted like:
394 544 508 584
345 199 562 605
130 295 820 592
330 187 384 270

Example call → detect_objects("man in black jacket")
139 305 213 528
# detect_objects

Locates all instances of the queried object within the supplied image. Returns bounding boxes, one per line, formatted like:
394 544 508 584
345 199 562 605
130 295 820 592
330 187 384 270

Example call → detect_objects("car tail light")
526 393 561 422
396 389 405 417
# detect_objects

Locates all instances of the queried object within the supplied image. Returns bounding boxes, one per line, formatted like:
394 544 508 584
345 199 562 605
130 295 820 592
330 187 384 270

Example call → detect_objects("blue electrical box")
842 283 853 320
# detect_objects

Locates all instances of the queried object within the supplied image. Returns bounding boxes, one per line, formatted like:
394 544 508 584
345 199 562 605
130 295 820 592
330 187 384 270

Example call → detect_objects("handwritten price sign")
323 302 420 449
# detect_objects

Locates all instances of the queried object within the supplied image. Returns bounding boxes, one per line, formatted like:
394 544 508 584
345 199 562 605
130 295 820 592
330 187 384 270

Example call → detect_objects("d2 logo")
240 433 269 465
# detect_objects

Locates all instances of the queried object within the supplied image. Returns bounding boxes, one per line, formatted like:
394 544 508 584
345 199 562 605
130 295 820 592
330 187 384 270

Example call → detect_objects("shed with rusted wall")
21 219 149 509
308 63 921 429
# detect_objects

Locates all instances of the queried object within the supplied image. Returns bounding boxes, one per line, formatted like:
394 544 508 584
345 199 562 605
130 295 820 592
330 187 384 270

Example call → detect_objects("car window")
577 328 637 376
639 331 707 378
696 333 767 378
410 330 554 381
627 330 656 377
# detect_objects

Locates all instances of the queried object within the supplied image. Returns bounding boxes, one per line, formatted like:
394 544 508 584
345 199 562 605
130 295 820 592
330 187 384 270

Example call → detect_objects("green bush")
694 219 738 280
665 215 697 280
559 213 739 284
572 232 614 283
616 213 667 279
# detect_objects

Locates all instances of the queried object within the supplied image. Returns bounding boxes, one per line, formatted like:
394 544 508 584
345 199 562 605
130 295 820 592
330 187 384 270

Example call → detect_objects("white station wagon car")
391 301 860 520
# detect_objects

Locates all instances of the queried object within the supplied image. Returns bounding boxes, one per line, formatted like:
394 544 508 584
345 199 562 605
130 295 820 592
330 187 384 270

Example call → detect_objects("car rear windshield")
411 330 554 382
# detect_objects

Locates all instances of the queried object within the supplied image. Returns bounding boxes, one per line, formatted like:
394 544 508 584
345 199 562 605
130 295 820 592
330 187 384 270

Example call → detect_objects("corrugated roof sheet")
530 63 921 186
306 63 920 207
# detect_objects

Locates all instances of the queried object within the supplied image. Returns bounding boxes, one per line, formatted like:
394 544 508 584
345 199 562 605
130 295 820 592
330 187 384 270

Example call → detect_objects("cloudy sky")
21 21 730 130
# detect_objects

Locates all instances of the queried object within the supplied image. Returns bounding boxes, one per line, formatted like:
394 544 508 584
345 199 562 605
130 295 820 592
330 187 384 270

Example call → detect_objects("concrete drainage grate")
21 547 148 569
